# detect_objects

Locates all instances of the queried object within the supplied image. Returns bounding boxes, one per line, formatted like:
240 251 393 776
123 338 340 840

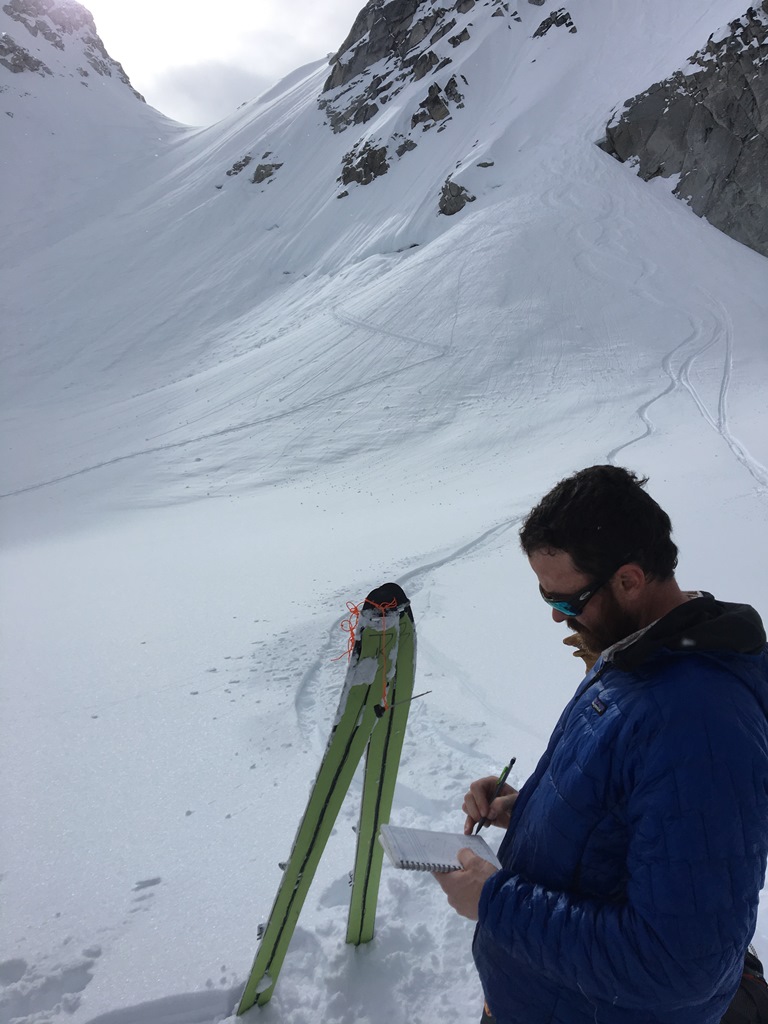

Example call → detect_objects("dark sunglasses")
538 576 611 618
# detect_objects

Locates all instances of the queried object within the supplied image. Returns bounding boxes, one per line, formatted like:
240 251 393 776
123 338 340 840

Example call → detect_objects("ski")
346 584 416 945
237 583 416 1013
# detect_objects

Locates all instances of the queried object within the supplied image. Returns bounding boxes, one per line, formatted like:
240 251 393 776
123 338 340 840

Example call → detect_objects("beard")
567 586 641 657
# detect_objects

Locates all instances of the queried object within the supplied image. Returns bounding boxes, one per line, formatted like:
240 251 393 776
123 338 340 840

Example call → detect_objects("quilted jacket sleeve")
478 661 768 1010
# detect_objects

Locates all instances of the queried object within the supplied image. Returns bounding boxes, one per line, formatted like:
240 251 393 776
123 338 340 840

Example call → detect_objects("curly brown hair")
519 465 678 581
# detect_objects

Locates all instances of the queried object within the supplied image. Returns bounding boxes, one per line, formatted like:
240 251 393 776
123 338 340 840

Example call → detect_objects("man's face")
529 548 641 657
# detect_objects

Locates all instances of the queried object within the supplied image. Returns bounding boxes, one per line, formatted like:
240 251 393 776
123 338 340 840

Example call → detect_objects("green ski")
237 583 417 1013
346 585 416 945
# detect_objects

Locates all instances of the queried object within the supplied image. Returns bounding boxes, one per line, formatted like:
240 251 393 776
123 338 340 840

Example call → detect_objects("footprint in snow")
0 947 101 1020
317 874 353 909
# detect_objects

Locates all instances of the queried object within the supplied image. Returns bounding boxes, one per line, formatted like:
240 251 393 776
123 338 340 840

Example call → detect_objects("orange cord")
333 601 361 663
334 596 398 710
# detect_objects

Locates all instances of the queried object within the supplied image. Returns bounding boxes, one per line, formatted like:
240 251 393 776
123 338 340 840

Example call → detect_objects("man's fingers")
463 776 499 820
433 849 496 920
457 848 480 869
490 793 512 816
462 791 486 820
461 796 485 834
463 777 518 834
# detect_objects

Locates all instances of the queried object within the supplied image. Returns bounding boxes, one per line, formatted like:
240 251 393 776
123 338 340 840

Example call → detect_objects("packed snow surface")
1 0 767 1022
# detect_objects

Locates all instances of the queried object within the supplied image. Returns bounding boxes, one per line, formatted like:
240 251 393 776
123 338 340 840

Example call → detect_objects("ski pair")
237 582 417 1013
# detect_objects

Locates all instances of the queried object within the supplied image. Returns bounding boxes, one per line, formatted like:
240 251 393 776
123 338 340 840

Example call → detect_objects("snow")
1 1 768 1023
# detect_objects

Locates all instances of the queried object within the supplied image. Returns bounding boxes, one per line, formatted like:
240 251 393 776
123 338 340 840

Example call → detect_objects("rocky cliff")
599 4 768 258
314 0 578 207
318 0 486 137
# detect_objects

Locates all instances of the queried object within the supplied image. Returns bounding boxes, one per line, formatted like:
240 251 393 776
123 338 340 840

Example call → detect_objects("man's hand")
563 632 599 671
433 849 499 920
463 776 519 835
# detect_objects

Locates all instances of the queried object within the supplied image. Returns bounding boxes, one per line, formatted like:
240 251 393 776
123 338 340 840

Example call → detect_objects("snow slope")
1 1 767 1022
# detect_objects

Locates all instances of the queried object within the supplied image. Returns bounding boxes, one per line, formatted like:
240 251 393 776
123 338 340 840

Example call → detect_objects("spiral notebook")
378 824 501 873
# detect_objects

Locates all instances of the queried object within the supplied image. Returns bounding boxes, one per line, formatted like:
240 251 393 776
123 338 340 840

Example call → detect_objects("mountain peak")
319 0 512 139
0 0 144 100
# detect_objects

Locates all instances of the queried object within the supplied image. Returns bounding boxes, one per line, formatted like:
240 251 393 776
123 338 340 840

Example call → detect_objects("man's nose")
552 608 568 624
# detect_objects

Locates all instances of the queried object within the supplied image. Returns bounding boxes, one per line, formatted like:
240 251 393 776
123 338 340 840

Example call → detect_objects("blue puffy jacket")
473 595 768 1024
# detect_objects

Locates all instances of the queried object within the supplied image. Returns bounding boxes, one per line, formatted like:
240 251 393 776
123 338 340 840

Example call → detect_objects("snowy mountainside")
1 0 141 96
2 3 768 1024
0 0 181 271
2 0 764 532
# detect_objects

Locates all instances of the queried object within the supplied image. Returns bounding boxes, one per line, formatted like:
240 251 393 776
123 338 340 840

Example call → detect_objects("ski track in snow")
330 305 451 358
607 318 707 463
619 297 768 491
559 174 768 491
0 299 451 501
710 298 768 490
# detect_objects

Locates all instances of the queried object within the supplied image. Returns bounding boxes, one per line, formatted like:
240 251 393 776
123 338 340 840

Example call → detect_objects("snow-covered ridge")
0 0 173 264
702 0 768 58
317 0 577 196
1 0 143 98
320 0 506 130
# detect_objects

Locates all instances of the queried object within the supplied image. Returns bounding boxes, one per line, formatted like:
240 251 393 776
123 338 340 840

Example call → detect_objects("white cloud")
85 0 367 123
145 61 276 125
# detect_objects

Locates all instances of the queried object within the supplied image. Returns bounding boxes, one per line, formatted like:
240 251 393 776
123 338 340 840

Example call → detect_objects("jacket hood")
607 593 767 673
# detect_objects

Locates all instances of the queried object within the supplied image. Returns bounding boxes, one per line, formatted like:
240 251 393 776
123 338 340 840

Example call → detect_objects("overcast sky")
85 0 366 125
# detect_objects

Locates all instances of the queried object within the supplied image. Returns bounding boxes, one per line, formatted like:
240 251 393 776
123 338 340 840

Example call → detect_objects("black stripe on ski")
259 685 374 977
351 674 401 944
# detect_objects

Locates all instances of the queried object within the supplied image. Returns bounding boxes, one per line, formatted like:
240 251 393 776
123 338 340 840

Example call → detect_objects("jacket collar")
603 592 766 672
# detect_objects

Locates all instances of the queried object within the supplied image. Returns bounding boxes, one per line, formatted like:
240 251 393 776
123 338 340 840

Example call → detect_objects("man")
435 465 768 1024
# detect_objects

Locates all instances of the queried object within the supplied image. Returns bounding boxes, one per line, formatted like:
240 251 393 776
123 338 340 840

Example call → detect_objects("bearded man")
435 465 768 1024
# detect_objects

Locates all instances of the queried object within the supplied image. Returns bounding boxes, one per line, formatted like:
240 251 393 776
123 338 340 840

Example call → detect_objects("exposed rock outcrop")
226 155 252 177
340 140 390 186
319 0 477 133
318 0 519 193
222 152 284 185
252 162 283 184
324 0 427 94
599 3 768 258
412 78 458 125
533 9 576 37
0 31 51 73
439 177 476 214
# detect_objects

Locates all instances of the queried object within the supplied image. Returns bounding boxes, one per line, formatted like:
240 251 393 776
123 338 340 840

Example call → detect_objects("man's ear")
614 563 646 597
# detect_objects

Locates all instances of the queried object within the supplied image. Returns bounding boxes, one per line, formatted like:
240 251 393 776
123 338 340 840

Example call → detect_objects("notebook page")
379 824 501 872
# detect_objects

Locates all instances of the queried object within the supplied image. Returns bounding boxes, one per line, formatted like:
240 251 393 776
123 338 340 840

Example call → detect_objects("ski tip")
363 582 412 617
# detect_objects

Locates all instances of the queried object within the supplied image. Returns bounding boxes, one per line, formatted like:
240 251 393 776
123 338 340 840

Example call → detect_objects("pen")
473 756 517 834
